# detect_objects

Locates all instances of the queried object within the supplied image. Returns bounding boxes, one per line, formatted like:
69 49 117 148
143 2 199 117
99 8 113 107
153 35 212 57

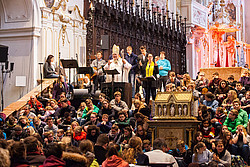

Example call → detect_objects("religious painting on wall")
226 3 236 24
44 0 55 8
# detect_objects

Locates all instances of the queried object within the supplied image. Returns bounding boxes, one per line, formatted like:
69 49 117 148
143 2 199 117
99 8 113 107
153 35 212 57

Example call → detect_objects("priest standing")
104 44 132 82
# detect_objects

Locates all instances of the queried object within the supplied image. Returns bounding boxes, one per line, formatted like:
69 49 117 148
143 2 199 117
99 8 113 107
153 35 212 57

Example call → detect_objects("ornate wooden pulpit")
148 92 200 149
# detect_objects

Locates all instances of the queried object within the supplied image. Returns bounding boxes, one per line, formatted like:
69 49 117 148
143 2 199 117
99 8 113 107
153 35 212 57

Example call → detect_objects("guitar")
85 67 97 81
90 67 97 80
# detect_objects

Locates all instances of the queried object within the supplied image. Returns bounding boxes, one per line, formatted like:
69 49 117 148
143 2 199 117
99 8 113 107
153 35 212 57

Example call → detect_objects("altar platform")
148 120 200 149
148 92 200 149
200 67 245 81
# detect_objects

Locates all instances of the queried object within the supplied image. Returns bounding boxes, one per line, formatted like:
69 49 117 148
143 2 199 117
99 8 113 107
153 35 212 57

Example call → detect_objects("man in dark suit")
125 46 138 97
137 45 149 93
138 45 148 71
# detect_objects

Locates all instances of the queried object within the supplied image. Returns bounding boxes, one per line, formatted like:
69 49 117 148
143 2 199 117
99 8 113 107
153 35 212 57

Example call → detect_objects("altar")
148 92 200 149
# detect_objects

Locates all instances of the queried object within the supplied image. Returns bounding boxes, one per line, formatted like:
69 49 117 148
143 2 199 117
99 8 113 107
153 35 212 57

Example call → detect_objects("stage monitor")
0 45 8 62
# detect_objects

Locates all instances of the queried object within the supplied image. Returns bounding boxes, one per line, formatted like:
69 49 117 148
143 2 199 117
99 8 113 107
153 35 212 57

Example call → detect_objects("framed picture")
44 0 55 8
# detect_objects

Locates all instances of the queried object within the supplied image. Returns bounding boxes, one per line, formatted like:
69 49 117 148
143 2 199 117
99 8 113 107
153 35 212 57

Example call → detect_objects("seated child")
97 114 112 134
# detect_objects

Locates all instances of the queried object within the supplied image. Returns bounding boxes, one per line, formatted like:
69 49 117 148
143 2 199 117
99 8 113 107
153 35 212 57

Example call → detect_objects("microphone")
38 63 43 65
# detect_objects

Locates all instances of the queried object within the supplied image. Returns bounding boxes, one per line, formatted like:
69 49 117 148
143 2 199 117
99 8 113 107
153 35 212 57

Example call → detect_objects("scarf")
146 61 154 77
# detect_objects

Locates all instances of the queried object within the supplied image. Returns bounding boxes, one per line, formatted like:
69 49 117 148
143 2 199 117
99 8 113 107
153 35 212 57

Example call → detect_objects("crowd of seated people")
0 67 249 167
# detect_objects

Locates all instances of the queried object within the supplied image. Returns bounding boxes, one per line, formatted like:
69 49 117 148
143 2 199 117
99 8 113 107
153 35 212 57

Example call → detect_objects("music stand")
139 76 156 82
61 59 78 84
105 69 120 97
77 67 94 75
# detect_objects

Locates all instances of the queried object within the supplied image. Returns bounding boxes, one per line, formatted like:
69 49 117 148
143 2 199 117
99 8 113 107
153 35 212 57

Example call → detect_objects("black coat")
134 106 151 118
136 153 149 165
8 131 28 141
57 105 76 118
86 133 99 144
94 145 107 165
171 149 193 166
26 152 46 166
125 53 138 74
98 108 115 120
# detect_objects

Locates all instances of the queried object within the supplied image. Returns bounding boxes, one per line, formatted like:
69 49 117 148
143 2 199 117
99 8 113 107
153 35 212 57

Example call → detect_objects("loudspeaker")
101 35 109 50
0 45 8 62
101 82 132 108
73 89 89 99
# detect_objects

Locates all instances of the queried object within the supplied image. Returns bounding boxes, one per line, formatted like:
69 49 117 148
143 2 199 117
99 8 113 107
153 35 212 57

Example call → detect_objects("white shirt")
145 150 178 167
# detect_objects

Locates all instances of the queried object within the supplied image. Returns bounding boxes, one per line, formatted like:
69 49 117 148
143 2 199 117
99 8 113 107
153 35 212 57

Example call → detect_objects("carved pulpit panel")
158 128 184 149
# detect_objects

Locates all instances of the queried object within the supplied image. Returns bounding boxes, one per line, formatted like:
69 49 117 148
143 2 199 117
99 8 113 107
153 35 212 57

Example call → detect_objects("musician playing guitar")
91 51 106 91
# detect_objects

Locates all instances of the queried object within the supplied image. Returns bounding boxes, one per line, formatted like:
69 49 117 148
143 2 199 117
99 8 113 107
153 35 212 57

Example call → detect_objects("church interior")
0 0 249 166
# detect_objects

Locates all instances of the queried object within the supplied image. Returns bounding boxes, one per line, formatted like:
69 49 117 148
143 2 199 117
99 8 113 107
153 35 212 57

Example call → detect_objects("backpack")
231 155 247 167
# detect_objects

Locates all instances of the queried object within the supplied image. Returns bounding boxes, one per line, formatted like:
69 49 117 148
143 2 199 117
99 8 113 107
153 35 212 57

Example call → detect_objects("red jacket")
102 155 129 167
73 131 87 141
28 100 43 111
39 155 66 167
199 127 215 139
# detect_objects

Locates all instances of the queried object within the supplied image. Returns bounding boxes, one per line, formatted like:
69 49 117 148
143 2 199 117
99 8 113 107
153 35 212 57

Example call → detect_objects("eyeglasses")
90 117 96 118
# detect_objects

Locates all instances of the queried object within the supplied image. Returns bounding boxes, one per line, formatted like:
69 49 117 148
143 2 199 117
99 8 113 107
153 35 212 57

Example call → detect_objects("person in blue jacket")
156 51 171 92
125 46 138 98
